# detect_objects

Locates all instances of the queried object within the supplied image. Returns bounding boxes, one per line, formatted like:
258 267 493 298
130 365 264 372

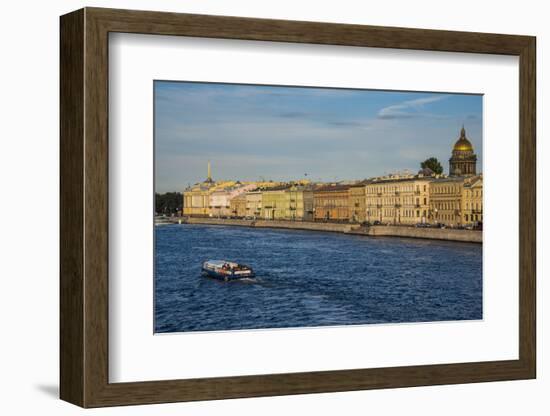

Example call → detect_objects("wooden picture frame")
60 7 536 408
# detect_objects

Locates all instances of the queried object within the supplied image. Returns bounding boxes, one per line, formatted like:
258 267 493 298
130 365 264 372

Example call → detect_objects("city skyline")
155 81 482 193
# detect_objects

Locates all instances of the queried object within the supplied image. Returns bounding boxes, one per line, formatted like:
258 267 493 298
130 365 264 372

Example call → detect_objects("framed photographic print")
60 7 536 408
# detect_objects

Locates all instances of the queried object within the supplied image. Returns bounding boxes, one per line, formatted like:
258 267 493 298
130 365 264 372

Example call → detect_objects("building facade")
229 193 247 218
245 191 262 219
183 162 224 217
348 182 368 223
449 126 477 176
183 163 262 217
365 175 432 225
209 183 257 218
429 177 465 226
461 175 483 226
183 187 211 217
313 185 351 221
261 185 313 221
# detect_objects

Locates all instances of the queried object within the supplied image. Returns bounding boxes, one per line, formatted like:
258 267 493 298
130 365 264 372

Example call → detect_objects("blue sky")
155 81 482 192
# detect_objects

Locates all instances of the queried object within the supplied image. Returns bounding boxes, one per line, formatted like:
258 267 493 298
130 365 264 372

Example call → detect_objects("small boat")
201 260 255 281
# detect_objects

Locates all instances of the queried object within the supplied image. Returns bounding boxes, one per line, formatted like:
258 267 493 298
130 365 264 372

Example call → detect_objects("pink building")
209 184 257 217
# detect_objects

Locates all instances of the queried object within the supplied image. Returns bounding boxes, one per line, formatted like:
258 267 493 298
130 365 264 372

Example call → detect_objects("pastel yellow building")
183 162 283 217
182 186 213 217
245 191 262 219
427 127 482 227
429 177 465 226
229 194 247 218
348 182 368 223
183 162 241 217
365 175 432 225
461 175 483 226
261 185 314 221
183 181 239 217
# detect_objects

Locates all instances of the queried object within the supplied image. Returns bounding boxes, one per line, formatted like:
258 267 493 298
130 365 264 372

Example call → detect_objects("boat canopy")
205 260 239 268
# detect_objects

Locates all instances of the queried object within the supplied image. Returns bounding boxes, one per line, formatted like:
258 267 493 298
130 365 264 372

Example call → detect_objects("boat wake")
235 277 258 284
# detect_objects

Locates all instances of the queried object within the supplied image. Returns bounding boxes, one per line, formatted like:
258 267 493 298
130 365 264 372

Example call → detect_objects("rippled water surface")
154 224 482 333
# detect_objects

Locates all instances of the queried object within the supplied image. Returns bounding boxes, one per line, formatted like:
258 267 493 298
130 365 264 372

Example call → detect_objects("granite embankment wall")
183 217 255 227
364 225 482 243
182 217 358 233
178 217 482 243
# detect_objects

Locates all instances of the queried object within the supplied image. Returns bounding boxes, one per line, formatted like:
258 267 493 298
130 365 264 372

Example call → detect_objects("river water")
155 224 482 333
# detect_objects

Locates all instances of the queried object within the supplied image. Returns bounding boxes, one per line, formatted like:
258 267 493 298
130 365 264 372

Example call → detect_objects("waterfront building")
209 183 257 218
348 182 369 223
182 186 211 217
261 185 290 220
429 176 465 226
182 162 214 217
245 191 262 219
449 126 477 176
428 127 482 226
462 175 483 226
229 193 247 218
261 185 314 221
365 174 432 225
183 162 255 217
182 162 223 217
313 184 351 221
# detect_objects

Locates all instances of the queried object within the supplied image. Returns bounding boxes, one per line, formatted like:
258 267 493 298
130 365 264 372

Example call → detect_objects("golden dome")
453 126 474 152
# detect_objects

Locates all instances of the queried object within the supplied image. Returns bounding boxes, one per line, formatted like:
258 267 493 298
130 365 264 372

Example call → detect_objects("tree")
420 157 443 175
155 192 183 215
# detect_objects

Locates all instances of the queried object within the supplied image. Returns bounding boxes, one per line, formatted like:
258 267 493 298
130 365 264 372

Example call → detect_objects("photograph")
154 81 483 333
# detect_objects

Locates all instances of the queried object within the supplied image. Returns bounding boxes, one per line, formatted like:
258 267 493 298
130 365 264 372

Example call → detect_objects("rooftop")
314 184 352 192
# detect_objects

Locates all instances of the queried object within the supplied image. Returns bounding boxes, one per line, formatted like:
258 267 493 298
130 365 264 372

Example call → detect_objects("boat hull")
201 267 255 281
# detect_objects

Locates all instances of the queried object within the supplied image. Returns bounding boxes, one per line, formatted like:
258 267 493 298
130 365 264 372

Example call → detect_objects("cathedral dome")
449 126 477 177
453 126 474 152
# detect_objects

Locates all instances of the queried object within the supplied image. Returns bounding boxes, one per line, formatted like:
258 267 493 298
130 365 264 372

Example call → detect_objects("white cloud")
377 95 448 120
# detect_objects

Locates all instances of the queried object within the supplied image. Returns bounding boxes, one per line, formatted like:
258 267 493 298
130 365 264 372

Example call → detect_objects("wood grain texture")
59 7 537 408
59 8 84 407
83 11 110 406
518 38 536 375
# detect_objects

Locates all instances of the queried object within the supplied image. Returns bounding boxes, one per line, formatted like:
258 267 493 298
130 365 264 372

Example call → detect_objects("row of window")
369 209 427 218
465 214 482 221
366 184 428 194
433 201 460 211
438 214 457 221
464 189 482 197
433 187 482 197
432 201 483 211
316 199 348 207
465 202 482 211
431 185 460 194
366 197 427 206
